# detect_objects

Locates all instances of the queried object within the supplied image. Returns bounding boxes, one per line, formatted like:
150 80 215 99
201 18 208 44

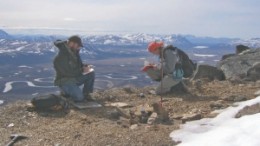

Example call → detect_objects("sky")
0 0 259 38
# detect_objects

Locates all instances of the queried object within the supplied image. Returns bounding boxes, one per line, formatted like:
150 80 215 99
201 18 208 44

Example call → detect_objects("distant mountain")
230 38 260 48
0 29 260 65
0 30 11 39
183 35 238 45
82 33 193 48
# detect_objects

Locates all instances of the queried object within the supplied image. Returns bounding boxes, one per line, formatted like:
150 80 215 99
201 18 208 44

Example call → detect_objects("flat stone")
255 90 260 96
235 103 260 118
181 113 202 123
105 102 132 108
233 96 247 102
130 124 138 130
172 114 183 119
148 90 156 95
220 95 247 102
206 112 219 118
220 96 233 101
210 100 225 109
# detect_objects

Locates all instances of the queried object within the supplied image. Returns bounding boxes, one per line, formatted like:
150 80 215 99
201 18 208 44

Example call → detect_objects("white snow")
0 100 4 105
194 46 208 49
198 61 205 63
104 39 116 45
32 93 39 96
103 75 138 80
170 96 260 146
194 54 216 57
18 65 32 68
3 81 54 93
16 46 26 51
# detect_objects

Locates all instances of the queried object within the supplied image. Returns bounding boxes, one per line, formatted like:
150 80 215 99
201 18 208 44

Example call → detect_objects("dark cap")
68 35 83 47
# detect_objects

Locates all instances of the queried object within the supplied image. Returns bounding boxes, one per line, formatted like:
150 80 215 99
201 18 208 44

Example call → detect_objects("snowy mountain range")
0 29 260 64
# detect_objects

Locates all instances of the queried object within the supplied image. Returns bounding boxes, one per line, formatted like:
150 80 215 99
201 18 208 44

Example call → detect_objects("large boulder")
246 62 260 81
191 64 225 81
236 45 250 54
221 54 236 61
217 48 260 81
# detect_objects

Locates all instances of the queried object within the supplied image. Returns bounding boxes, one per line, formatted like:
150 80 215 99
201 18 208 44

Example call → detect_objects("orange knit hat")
147 41 164 53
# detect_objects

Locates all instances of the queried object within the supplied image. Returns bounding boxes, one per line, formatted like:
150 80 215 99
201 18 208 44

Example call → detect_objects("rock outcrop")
246 62 260 81
217 47 260 81
191 64 225 81
236 45 250 54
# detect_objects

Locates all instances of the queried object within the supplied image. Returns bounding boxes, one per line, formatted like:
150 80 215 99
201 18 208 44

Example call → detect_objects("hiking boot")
84 94 96 102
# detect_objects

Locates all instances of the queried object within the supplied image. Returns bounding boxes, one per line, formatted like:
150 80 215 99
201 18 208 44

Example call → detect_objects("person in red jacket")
142 41 183 94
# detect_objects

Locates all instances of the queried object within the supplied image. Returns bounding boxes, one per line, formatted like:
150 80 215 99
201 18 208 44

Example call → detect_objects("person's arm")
54 40 68 53
162 49 177 74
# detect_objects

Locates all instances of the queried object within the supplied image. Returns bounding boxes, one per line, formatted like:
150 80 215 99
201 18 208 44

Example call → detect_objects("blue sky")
0 0 259 38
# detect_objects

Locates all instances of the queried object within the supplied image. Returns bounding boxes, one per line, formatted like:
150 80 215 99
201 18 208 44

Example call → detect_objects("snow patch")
18 65 32 68
194 54 216 57
193 46 208 49
170 96 260 146
32 93 39 96
3 81 54 93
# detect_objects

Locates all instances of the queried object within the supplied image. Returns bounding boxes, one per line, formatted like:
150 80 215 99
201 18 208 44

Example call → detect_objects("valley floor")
0 80 259 146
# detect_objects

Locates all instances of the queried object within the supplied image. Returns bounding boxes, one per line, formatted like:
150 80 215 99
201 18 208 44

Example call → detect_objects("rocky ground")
1 79 260 146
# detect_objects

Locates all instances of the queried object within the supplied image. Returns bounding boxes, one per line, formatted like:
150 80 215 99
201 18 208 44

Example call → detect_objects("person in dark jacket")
53 35 95 102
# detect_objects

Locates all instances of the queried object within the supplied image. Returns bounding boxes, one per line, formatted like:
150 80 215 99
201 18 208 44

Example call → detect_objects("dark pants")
60 72 95 102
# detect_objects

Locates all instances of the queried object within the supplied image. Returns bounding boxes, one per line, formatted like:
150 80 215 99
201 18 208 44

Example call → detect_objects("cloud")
63 18 76 21
0 0 259 38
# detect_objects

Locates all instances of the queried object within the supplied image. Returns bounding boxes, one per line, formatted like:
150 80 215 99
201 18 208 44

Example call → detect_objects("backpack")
163 46 184 80
31 94 69 111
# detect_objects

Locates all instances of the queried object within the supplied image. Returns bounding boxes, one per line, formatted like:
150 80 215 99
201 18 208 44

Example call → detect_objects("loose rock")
130 124 138 130
220 95 247 102
235 103 260 118
181 113 202 123
254 90 260 96
139 93 145 98
148 90 156 95
191 64 225 81
147 112 158 125
210 100 225 109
